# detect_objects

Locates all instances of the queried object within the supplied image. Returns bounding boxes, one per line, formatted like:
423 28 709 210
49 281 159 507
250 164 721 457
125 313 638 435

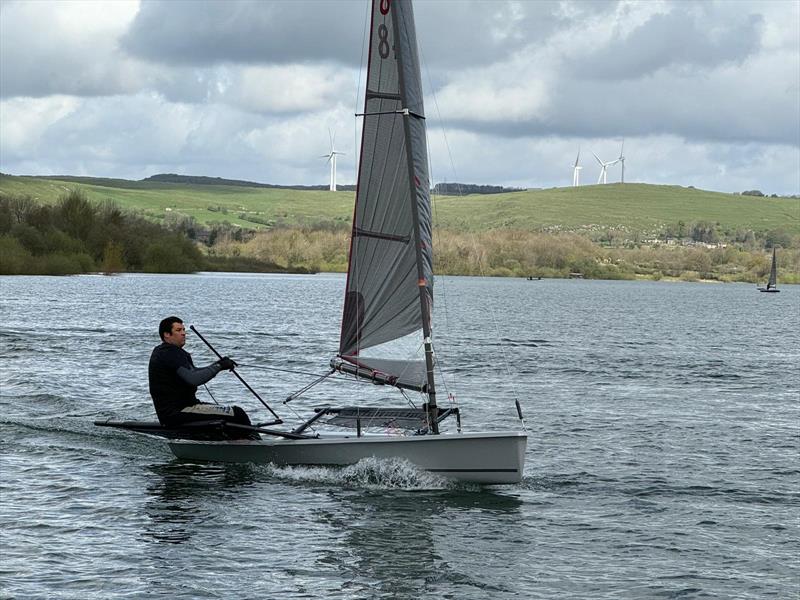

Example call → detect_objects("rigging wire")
238 362 347 380
418 41 460 411
414 43 456 408
202 384 220 405
418 41 522 413
283 368 335 404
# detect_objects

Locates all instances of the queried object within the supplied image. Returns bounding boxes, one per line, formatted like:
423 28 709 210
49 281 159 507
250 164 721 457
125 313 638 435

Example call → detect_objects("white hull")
168 431 527 484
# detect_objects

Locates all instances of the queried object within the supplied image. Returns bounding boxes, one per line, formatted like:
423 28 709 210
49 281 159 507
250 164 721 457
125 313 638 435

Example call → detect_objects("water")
1 273 798 599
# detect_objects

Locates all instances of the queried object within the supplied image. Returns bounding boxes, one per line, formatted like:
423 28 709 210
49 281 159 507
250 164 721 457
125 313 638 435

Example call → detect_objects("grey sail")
768 248 777 288
758 248 779 292
337 0 432 383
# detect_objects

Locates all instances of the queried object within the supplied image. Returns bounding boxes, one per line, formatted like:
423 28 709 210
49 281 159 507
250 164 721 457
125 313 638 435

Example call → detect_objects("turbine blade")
592 151 603 166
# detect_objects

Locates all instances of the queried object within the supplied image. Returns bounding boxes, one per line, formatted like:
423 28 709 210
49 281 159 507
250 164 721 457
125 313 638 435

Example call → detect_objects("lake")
1 273 798 599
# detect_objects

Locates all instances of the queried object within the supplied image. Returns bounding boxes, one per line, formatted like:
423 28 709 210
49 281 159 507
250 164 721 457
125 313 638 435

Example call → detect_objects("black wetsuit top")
148 343 220 423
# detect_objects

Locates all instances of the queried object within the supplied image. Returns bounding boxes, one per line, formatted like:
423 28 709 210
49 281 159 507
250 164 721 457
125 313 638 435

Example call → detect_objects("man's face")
164 322 187 348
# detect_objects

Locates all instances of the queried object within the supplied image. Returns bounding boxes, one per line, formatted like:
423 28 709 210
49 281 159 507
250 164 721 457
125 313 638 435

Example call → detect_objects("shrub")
143 237 202 273
0 235 32 274
33 253 94 275
57 189 95 240
102 241 125 273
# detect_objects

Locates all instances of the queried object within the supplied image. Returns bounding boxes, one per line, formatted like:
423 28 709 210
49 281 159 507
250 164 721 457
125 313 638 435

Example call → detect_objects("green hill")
0 174 797 239
0 174 352 230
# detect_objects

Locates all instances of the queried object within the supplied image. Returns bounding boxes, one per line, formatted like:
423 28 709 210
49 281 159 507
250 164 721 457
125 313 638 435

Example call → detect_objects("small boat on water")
757 248 780 293
96 0 527 485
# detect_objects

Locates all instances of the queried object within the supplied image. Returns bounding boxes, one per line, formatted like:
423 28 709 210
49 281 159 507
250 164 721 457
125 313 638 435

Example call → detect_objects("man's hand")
217 356 237 371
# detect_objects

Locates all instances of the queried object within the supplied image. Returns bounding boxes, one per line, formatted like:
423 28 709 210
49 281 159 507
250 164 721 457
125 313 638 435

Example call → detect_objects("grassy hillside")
433 184 799 236
1 174 797 238
0 174 350 230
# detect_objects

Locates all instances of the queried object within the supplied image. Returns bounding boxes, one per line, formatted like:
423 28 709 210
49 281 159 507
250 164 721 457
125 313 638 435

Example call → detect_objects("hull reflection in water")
168 431 527 485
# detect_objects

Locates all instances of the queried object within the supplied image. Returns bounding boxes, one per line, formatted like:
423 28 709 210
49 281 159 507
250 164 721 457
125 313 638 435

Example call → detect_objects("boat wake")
263 456 459 490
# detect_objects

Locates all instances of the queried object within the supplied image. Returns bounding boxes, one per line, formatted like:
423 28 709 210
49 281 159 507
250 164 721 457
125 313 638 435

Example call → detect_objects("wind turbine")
321 129 345 191
572 148 583 187
617 140 625 183
592 151 619 184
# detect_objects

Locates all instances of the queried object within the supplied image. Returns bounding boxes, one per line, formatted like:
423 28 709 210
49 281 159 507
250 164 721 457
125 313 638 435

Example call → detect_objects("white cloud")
231 65 357 114
0 0 144 97
243 104 359 182
435 73 550 123
0 96 80 155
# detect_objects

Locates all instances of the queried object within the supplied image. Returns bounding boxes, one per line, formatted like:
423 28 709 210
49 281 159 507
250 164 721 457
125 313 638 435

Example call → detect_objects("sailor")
148 316 254 435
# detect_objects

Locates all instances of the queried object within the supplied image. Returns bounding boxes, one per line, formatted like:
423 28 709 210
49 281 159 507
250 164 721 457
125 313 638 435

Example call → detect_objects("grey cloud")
413 1 572 69
146 67 223 105
121 0 365 66
439 61 799 147
572 7 764 80
120 1 618 70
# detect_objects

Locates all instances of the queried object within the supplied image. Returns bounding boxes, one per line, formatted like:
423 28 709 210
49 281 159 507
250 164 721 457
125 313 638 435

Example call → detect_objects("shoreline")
1 270 796 287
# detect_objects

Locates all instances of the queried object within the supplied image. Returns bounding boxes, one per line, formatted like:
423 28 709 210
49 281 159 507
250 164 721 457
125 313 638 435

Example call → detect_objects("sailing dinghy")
96 0 527 484
757 248 780 292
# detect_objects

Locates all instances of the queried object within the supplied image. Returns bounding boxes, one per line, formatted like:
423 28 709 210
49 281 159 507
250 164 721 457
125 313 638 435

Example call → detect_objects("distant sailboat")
757 248 780 293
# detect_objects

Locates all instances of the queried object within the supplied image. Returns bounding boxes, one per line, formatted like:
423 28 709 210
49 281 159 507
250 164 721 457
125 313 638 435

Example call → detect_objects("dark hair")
159 316 183 340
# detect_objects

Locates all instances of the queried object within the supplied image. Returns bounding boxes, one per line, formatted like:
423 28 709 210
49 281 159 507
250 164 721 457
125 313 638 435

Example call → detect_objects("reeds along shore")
217 227 800 284
2 192 798 283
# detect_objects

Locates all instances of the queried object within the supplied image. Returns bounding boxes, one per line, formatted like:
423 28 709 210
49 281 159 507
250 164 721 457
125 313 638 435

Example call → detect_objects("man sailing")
149 316 255 438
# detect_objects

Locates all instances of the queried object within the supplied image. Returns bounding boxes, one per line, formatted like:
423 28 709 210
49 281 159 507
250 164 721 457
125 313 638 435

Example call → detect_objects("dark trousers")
163 403 256 439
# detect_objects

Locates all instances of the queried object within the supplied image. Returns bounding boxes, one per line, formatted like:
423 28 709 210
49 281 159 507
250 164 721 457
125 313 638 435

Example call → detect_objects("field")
1 174 797 238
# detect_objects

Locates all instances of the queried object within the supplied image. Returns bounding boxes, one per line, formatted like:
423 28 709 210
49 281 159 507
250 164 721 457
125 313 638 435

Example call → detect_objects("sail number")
377 0 394 59
378 24 391 59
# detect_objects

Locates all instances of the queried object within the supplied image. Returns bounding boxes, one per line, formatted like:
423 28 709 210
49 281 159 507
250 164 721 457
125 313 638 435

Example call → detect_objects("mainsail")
767 248 777 289
335 0 433 395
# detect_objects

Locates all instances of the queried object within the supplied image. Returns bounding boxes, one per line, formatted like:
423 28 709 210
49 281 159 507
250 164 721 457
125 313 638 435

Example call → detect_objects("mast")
391 0 438 433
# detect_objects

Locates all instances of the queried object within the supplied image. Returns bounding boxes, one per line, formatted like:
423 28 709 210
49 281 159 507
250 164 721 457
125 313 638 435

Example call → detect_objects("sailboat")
95 0 527 484
757 248 780 292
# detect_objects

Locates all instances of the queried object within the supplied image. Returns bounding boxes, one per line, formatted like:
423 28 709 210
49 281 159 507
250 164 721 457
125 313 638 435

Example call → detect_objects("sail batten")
353 228 411 243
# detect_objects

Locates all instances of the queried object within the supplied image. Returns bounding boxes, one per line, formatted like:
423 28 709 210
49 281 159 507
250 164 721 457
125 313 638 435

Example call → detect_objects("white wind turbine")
321 129 345 191
572 148 583 186
617 139 625 183
592 151 619 184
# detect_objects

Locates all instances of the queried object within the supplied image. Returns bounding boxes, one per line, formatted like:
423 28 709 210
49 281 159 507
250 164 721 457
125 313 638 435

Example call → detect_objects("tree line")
433 183 525 195
0 191 203 275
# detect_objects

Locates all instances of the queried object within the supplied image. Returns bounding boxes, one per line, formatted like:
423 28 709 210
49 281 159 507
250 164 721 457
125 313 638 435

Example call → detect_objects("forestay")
336 0 433 393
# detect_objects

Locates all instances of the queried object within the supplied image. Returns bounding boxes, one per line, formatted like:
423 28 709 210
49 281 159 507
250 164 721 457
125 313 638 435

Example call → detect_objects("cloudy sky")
1 0 799 194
